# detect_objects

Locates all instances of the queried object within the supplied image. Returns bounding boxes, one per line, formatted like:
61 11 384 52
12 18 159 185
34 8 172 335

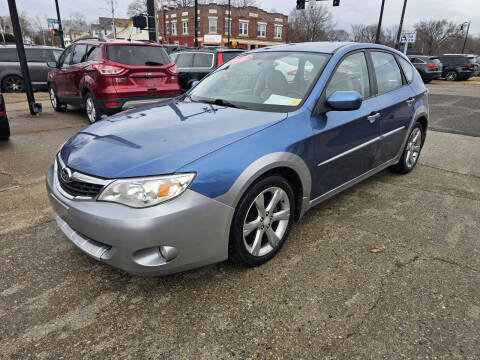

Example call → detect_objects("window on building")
239 21 248 36
274 25 282 39
209 18 217 33
225 19 231 34
171 22 177 35
257 23 266 37
136 27 142 34
183 20 188 34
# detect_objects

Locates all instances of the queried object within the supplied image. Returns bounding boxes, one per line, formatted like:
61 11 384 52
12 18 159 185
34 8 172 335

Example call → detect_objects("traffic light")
333 0 340 6
296 0 305 9
132 15 147 29
51 29 62 37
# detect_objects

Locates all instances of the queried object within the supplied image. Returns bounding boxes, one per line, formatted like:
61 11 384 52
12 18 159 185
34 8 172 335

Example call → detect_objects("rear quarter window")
193 53 214 68
175 53 194 67
397 56 414 83
0 49 19 62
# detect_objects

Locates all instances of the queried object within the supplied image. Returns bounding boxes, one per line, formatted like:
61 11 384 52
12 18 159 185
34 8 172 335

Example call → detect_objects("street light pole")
375 0 385 44
54 0 65 48
194 0 198 47
395 0 408 50
461 21 471 54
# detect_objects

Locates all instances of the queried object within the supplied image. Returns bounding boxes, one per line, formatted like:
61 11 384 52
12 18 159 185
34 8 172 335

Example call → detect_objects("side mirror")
47 61 58 69
326 91 363 111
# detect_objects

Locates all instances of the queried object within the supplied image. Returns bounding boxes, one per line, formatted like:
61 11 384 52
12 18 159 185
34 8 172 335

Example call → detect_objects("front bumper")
46 165 234 275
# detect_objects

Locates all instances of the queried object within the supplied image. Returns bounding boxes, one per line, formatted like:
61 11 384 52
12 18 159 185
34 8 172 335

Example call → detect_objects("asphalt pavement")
0 82 479 359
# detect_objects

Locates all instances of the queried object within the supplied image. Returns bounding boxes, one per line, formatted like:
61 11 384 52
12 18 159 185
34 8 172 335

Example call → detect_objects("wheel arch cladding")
214 152 312 219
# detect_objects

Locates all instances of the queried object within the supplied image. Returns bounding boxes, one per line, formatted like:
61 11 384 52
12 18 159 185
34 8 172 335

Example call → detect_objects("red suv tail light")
166 64 179 75
93 64 125 75
427 64 438 69
465 63 473 69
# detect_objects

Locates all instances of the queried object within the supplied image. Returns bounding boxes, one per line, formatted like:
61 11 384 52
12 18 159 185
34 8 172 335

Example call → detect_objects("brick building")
157 4 288 49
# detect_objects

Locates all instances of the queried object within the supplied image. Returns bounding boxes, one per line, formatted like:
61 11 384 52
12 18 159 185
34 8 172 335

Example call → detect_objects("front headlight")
97 173 195 208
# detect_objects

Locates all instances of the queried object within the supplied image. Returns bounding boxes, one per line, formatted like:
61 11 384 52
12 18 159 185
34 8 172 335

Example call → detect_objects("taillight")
427 64 437 69
0 110 5 116
216 53 223 67
167 64 178 75
466 63 472 69
93 64 125 75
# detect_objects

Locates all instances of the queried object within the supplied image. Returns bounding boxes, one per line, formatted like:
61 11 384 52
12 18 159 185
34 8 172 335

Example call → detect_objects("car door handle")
406 97 415 105
367 112 381 123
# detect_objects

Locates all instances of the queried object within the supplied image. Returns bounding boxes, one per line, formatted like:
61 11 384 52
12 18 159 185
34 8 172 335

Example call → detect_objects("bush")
1 33 16 43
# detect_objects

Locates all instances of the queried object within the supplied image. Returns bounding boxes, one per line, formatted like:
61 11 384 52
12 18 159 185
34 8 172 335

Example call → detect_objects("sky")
1 0 479 35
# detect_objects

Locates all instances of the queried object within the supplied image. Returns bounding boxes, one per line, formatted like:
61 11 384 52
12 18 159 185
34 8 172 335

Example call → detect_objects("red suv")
47 39 181 123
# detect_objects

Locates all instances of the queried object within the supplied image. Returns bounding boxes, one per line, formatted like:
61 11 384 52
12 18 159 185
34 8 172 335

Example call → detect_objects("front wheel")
229 175 295 266
391 123 424 174
84 93 101 124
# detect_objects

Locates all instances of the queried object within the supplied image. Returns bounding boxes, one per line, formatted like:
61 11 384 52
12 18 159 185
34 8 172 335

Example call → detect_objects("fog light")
159 246 178 261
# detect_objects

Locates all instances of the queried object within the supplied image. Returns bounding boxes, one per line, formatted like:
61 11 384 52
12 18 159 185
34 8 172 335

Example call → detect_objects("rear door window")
193 53 214 68
0 48 19 62
25 48 58 62
370 51 403 95
175 53 194 67
106 45 170 66
85 46 100 61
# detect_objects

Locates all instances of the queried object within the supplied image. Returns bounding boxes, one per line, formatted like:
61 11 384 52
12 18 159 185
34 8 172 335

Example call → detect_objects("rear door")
175 52 194 90
105 44 176 99
312 51 381 197
65 44 87 98
370 51 415 165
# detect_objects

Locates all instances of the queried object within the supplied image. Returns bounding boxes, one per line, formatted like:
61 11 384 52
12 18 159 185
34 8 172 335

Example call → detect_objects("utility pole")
227 0 231 48
375 0 385 44
147 0 156 41
111 0 116 39
194 0 198 47
395 0 408 50
7 0 41 115
461 21 471 54
54 0 65 48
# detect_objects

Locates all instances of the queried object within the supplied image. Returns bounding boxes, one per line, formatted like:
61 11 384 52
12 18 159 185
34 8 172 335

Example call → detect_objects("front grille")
57 165 104 198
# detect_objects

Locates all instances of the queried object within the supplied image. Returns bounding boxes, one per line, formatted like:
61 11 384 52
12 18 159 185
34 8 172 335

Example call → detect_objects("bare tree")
127 0 147 16
288 3 334 43
233 0 258 7
64 12 87 28
351 24 377 43
413 19 463 54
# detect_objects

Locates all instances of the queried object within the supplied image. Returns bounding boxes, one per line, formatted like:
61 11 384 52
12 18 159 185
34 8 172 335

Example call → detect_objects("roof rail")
73 36 106 43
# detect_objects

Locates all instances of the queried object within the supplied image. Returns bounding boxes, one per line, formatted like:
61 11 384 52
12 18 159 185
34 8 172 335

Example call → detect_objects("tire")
2 75 24 92
445 71 458 81
423 79 431 84
84 92 101 124
0 119 10 141
229 174 295 266
49 86 67 112
391 122 424 174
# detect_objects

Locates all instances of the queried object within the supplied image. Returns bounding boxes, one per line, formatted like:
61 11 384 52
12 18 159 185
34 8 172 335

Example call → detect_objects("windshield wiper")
145 61 163 66
202 98 240 109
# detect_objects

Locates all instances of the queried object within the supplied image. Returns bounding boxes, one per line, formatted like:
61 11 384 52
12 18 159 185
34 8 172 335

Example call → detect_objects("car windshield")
188 51 330 112
106 45 170 66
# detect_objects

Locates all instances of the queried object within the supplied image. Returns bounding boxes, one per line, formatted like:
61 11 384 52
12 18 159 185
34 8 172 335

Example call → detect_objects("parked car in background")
437 54 475 81
47 42 429 275
47 39 181 123
173 48 244 91
162 44 190 55
408 55 442 83
0 91 10 140
0 45 62 92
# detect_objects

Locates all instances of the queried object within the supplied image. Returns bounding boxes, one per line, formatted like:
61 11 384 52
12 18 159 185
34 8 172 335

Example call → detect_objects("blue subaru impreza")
46 42 428 275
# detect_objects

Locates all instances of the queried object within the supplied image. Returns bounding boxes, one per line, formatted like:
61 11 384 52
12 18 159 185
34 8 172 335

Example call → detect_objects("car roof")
176 47 243 53
74 39 163 47
0 44 62 50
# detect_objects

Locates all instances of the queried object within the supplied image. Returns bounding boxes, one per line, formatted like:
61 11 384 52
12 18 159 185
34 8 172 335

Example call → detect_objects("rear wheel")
391 123 423 174
84 93 101 124
49 86 67 112
2 75 24 92
229 175 295 266
445 71 458 81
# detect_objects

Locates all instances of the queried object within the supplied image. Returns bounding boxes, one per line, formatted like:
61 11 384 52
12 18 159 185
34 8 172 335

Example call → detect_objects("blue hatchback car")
47 42 428 275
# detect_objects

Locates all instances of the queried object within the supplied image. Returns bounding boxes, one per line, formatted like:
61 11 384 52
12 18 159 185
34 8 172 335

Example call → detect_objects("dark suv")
47 39 181 123
437 55 475 81
408 56 442 83
0 45 62 92
173 48 244 91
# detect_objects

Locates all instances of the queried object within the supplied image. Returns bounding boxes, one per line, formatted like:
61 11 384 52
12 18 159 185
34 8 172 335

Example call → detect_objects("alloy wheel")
49 88 57 109
4 76 23 92
405 127 422 169
243 187 290 257
86 97 96 123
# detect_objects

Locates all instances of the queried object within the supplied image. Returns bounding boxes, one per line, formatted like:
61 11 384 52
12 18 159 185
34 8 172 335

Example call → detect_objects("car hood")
60 100 287 178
